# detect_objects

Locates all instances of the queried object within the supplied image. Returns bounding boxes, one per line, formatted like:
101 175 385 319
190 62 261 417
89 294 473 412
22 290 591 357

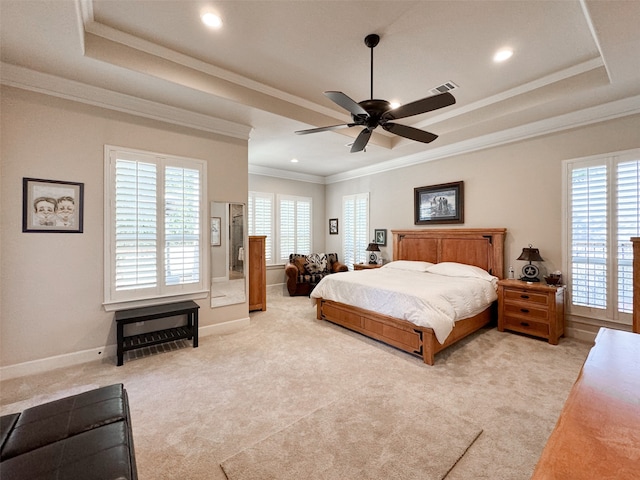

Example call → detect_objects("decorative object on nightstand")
497 279 565 344
517 244 544 282
366 242 380 264
544 271 562 286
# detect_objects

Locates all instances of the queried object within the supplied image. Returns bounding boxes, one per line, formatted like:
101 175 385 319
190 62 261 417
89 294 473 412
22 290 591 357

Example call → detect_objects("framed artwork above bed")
414 181 464 225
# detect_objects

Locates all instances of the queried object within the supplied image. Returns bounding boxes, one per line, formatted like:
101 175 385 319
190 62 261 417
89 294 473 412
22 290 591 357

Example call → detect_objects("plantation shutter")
278 195 312 262
114 160 158 291
617 160 640 313
566 150 639 325
164 166 201 286
570 164 607 309
342 193 369 268
248 192 274 264
105 146 206 308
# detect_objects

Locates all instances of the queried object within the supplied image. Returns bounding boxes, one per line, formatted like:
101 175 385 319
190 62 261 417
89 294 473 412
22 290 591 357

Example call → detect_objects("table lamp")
366 242 380 264
517 244 544 282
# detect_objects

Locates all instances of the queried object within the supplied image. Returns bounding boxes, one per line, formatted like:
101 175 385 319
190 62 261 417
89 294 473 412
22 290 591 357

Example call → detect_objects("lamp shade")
366 242 380 252
517 245 543 262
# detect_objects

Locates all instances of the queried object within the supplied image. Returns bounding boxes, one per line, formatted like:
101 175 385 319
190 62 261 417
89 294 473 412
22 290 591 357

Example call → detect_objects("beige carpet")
0 285 593 479
221 382 482 480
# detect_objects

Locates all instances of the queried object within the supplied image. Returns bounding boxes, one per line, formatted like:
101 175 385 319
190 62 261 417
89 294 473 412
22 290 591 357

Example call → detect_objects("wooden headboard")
392 228 507 279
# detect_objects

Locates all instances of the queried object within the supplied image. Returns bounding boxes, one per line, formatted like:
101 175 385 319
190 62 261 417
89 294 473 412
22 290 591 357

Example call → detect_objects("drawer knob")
520 295 529 299
520 322 530 327
520 308 530 313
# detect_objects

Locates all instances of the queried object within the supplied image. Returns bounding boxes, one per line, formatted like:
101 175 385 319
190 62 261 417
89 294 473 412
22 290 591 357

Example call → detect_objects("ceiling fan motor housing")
355 99 391 128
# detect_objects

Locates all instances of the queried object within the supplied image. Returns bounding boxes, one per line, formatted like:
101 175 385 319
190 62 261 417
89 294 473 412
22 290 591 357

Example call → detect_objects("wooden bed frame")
315 228 506 365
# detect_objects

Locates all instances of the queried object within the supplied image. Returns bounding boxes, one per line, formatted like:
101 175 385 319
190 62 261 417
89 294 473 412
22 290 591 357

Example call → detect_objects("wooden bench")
115 300 199 366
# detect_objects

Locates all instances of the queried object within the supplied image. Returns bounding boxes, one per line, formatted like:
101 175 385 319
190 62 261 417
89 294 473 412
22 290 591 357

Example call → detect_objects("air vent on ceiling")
429 81 458 96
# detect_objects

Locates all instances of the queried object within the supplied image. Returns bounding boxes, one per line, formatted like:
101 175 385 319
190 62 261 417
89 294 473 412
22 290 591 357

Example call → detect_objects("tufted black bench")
0 383 137 480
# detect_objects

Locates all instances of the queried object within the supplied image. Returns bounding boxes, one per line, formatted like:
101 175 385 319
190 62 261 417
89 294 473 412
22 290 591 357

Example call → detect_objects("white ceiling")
2 0 639 182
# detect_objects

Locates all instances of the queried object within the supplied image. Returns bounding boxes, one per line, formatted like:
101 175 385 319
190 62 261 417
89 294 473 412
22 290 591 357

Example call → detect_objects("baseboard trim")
0 317 251 381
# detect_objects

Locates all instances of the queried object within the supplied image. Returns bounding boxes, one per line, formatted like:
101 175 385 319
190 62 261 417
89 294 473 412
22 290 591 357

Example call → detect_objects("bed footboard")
316 298 492 365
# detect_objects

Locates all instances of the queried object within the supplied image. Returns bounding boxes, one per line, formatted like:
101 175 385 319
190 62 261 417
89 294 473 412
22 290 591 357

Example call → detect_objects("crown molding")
248 164 326 185
0 63 252 140
326 94 640 184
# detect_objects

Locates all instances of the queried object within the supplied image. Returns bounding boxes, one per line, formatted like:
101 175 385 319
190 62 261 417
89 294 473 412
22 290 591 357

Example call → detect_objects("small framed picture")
211 217 221 246
414 181 464 225
23 177 84 233
329 218 338 235
374 229 387 246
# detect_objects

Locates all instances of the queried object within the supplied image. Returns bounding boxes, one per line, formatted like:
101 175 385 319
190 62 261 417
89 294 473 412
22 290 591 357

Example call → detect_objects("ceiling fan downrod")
364 34 380 100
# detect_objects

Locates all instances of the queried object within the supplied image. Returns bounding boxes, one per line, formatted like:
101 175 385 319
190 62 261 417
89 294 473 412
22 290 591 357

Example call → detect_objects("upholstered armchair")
285 253 348 296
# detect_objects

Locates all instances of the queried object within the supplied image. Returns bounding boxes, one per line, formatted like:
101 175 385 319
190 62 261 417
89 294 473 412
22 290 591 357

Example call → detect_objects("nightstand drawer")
503 303 549 322
503 288 549 306
504 317 549 337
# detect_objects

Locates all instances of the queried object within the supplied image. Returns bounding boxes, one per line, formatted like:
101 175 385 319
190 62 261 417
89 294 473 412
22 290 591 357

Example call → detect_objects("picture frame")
22 177 84 233
211 217 221 246
374 228 387 246
414 181 464 225
329 218 339 235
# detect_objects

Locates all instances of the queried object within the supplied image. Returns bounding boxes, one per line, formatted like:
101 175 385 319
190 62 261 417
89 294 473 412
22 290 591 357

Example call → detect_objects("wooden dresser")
248 235 266 312
531 327 640 479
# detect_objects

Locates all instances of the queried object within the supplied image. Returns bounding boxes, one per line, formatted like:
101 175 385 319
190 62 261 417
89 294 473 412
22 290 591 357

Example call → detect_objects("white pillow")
381 260 434 272
426 262 495 281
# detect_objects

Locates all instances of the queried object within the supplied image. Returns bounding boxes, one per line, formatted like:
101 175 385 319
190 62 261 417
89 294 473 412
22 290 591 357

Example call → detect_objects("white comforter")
310 264 498 344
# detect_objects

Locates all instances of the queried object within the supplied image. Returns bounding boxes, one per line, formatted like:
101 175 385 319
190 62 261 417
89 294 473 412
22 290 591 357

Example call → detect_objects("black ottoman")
0 384 137 480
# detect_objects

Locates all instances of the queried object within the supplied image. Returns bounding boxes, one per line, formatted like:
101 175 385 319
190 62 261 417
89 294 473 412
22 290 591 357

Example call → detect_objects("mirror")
210 202 246 307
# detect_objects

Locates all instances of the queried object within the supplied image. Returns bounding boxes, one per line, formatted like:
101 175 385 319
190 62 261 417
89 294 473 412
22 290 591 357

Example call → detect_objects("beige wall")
0 86 249 370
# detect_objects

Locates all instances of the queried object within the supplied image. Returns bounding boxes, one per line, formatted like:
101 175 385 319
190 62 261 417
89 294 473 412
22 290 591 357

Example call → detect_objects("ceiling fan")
295 33 456 153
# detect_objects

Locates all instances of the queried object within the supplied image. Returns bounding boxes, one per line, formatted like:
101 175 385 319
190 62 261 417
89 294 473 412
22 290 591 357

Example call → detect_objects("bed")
312 228 506 365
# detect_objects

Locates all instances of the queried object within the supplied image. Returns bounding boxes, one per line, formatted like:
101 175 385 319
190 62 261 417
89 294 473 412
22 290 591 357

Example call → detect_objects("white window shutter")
248 192 274 264
342 193 369 268
105 146 206 308
566 150 640 324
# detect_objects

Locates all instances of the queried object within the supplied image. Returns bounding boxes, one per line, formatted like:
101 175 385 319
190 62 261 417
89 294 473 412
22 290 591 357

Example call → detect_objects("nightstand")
353 263 382 270
497 279 565 344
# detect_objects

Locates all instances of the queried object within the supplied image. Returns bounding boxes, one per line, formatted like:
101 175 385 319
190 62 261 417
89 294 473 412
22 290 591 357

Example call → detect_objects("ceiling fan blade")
350 128 372 153
383 123 438 143
325 91 369 117
382 92 456 121
295 124 352 135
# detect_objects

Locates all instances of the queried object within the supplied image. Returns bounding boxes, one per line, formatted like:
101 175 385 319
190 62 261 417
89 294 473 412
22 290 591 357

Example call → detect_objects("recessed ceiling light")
493 48 513 63
290 158 299 163
201 12 223 29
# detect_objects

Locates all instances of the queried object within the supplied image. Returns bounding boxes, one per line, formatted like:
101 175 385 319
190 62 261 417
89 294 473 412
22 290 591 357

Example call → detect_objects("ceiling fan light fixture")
389 101 401 109
201 12 223 29
493 48 513 63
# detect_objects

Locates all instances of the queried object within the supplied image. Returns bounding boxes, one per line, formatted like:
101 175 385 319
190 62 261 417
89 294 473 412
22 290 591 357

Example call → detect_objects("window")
248 191 274 264
278 195 312 263
565 149 639 325
104 146 206 308
342 193 369 268
248 192 311 264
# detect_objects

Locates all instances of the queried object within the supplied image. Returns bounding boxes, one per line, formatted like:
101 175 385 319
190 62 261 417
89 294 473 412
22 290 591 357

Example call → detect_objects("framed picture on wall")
329 218 339 235
374 229 387 246
414 181 464 225
22 177 84 233
211 217 221 246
